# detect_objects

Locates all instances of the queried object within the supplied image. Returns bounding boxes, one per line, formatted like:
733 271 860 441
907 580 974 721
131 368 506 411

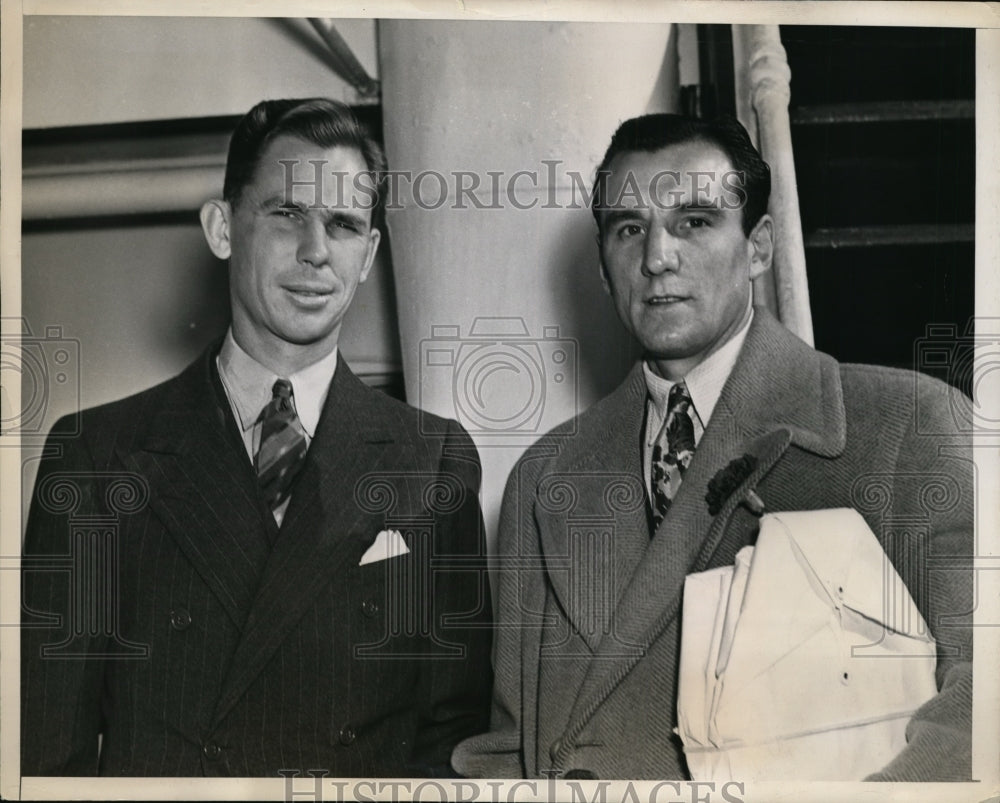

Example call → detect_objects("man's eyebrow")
257 196 369 226
259 194 304 210
601 208 646 228
323 209 369 229
676 200 725 213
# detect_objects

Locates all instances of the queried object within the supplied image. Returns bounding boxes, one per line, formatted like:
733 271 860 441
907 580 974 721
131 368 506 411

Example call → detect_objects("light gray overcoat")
454 308 972 781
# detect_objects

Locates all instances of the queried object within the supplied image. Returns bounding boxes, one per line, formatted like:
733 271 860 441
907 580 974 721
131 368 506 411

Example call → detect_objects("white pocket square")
359 529 410 566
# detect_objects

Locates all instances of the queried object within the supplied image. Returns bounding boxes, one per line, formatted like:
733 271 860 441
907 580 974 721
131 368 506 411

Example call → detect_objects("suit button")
565 769 597 780
203 742 221 760
550 739 562 760
361 599 380 618
170 609 192 630
338 724 357 746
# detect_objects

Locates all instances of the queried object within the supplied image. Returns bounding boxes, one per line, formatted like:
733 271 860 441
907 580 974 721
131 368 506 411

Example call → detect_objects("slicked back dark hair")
591 113 771 237
223 97 388 229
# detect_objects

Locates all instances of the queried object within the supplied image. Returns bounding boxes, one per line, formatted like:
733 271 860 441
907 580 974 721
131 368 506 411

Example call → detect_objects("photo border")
2 2 997 801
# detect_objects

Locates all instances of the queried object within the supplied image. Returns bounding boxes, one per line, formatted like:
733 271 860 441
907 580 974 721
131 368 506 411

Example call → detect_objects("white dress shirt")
642 308 754 499
216 329 338 525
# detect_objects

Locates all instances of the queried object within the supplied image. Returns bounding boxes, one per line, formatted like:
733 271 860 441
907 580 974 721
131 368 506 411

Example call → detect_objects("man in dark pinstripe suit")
21 98 493 777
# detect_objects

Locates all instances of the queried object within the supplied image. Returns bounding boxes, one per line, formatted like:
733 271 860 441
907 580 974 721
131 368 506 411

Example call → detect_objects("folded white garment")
677 508 938 781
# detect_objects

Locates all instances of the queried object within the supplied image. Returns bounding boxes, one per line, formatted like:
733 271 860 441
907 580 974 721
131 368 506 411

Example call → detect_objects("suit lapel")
119 348 272 631
211 357 395 727
535 365 650 652
566 309 848 727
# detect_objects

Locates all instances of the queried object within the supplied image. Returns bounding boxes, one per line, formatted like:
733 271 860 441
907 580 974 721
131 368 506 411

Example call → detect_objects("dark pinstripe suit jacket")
21 345 493 777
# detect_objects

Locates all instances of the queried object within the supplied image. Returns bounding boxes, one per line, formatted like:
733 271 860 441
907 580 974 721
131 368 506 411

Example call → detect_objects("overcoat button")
339 725 357 745
361 599 380 618
564 769 597 780
203 742 221 759
170 609 192 630
550 739 562 760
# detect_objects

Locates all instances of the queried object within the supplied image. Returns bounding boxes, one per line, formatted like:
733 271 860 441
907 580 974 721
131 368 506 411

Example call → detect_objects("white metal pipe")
734 24 814 346
22 162 223 220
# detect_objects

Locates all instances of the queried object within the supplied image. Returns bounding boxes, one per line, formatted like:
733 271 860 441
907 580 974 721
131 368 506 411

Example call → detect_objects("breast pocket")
351 542 424 658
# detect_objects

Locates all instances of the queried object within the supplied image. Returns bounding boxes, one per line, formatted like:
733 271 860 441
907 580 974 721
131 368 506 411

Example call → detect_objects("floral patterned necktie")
650 381 696 531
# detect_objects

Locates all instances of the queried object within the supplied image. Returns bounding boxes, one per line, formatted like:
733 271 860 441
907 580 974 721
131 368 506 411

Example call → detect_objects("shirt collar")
216 329 338 438
642 306 754 428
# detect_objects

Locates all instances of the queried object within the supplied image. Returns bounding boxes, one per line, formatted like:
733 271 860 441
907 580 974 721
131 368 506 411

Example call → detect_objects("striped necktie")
255 379 308 512
650 381 696 531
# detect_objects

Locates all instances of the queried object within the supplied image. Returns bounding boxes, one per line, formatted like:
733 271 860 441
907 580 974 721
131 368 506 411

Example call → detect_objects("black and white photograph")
1 2 997 801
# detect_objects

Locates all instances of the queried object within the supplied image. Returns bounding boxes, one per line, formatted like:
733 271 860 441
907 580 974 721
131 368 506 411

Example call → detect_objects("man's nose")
642 226 679 276
297 219 331 267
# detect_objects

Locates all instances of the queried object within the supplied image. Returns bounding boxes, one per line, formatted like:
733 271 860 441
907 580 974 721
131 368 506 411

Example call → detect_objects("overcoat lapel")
534 366 650 652
119 348 272 632
564 310 848 728
211 356 396 727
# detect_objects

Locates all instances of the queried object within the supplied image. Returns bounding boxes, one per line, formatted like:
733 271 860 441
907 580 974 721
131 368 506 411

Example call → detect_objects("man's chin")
641 340 711 379
641 338 698 363
282 332 337 348
269 322 340 349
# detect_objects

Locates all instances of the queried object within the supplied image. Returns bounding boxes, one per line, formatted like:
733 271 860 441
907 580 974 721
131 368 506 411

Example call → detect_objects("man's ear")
599 260 612 296
358 227 381 285
747 214 774 279
200 199 232 260
596 232 612 296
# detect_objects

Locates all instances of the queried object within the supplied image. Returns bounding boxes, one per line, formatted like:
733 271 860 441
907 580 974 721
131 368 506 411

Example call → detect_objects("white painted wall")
23 16 377 128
